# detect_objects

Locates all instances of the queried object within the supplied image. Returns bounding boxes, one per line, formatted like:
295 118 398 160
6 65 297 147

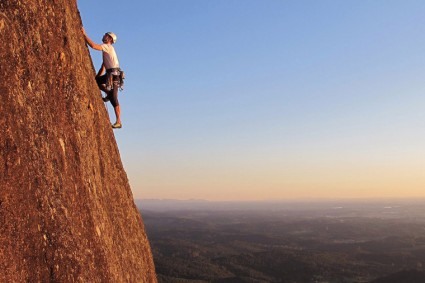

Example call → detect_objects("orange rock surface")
0 1 157 282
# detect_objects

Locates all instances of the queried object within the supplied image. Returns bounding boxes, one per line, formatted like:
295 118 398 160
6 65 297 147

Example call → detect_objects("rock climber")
82 28 123 129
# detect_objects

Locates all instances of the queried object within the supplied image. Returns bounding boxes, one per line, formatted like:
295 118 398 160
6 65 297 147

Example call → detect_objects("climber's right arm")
82 28 103 51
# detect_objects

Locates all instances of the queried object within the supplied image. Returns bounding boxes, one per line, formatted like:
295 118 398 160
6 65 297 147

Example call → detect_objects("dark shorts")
96 74 120 107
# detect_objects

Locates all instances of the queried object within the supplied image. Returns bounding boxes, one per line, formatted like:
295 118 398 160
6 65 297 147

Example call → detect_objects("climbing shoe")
102 97 109 102
112 123 122 129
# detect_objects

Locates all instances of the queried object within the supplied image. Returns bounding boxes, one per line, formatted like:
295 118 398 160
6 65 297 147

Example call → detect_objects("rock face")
0 1 156 282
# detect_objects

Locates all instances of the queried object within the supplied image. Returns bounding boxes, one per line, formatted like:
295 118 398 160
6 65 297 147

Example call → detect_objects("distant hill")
136 198 425 217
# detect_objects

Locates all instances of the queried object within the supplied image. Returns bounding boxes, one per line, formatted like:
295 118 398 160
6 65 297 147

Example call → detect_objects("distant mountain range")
136 198 425 215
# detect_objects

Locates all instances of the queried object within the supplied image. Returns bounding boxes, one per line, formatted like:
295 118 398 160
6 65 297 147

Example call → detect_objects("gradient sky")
78 0 425 201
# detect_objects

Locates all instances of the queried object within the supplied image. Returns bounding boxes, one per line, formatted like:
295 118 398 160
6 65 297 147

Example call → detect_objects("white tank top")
101 44 119 69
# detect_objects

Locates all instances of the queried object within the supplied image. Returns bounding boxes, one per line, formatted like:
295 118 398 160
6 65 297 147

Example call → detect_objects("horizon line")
136 197 425 203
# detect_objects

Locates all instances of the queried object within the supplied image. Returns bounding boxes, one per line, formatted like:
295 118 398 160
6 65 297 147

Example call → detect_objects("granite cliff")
0 1 156 282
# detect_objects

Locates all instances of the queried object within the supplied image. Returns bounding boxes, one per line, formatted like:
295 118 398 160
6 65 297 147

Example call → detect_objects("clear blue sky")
78 0 425 200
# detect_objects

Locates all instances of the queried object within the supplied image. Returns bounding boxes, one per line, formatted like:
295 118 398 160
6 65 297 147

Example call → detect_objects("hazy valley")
139 199 425 282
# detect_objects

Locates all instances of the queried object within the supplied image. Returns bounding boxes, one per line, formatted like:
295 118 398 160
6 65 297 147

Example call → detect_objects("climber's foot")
112 122 122 129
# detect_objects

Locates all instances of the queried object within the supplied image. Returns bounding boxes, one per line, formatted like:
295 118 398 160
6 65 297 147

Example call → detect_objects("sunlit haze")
78 0 425 201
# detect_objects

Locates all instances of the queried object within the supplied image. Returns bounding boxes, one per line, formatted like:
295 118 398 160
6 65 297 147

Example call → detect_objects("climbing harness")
119 70 125 91
105 68 125 92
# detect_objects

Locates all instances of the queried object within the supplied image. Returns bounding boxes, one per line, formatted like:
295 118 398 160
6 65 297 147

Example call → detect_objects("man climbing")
82 28 122 129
